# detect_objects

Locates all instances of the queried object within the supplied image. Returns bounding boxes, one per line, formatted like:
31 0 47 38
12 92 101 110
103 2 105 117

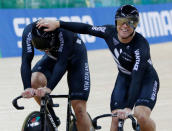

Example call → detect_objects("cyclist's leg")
71 100 93 131
31 72 47 104
67 39 94 131
110 73 130 131
67 62 92 131
134 106 155 131
134 73 159 131
31 55 53 104
31 55 60 127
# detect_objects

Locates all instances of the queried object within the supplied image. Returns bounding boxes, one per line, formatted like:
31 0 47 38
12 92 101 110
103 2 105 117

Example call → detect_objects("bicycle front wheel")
21 111 54 131
21 111 42 131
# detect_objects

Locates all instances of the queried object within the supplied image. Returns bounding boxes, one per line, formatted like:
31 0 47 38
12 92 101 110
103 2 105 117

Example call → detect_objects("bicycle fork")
118 119 124 131
41 96 59 131
47 113 58 131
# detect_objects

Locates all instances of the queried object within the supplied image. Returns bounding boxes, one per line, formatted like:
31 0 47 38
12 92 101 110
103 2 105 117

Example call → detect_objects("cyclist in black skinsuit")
21 22 93 131
37 4 159 131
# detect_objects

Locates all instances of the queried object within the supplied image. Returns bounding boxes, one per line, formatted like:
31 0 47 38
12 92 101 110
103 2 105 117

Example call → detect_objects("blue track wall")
0 3 172 57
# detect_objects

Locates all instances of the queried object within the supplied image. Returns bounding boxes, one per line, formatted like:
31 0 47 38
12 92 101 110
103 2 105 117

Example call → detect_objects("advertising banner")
0 3 172 57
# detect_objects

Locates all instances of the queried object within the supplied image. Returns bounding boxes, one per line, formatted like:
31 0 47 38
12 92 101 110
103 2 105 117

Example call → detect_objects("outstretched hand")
36 19 60 32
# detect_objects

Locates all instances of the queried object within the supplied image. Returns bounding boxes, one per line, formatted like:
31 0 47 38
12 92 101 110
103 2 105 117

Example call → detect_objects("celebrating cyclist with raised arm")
21 22 93 131
37 5 160 131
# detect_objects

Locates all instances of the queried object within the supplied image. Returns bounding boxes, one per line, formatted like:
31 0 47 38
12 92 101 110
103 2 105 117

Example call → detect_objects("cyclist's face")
117 18 134 39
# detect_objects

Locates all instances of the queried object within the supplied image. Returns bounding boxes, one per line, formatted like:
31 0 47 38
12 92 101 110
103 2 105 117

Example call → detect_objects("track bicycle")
12 94 78 131
92 113 140 131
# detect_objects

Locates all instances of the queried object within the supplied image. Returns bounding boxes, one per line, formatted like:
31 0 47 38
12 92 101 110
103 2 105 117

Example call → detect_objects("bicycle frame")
49 95 77 131
40 94 59 131
12 94 77 131
92 113 140 131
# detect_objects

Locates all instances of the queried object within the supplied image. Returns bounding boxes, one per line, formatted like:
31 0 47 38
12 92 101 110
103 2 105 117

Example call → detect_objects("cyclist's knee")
31 72 47 105
72 100 86 120
134 106 151 124
31 72 47 89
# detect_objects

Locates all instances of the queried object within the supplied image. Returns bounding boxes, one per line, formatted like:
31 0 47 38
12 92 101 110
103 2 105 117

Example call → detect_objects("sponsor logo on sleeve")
26 32 32 53
58 32 64 52
133 49 140 71
91 26 106 33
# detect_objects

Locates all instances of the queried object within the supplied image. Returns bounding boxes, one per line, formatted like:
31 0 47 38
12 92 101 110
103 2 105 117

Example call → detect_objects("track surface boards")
0 42 171 131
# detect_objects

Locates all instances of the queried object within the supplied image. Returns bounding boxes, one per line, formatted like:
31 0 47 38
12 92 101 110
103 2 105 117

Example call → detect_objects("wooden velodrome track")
0 42 172 131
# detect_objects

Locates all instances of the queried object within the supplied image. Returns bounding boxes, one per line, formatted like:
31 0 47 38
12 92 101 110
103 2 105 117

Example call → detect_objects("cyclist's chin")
120 34 129 39
120 33 132 39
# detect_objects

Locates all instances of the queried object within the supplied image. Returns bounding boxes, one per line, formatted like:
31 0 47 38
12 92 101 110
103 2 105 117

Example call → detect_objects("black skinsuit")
59 21 159 110
21 22 90 101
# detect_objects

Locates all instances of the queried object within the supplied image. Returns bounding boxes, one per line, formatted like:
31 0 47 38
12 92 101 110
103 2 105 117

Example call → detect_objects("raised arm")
37 19 108 38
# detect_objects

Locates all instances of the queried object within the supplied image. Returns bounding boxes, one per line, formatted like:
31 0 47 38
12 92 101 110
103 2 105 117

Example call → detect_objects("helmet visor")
116 17 138 29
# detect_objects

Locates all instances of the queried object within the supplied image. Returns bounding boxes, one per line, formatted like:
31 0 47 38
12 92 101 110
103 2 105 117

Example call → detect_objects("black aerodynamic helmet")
31 23 59 50
115 4 139 29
